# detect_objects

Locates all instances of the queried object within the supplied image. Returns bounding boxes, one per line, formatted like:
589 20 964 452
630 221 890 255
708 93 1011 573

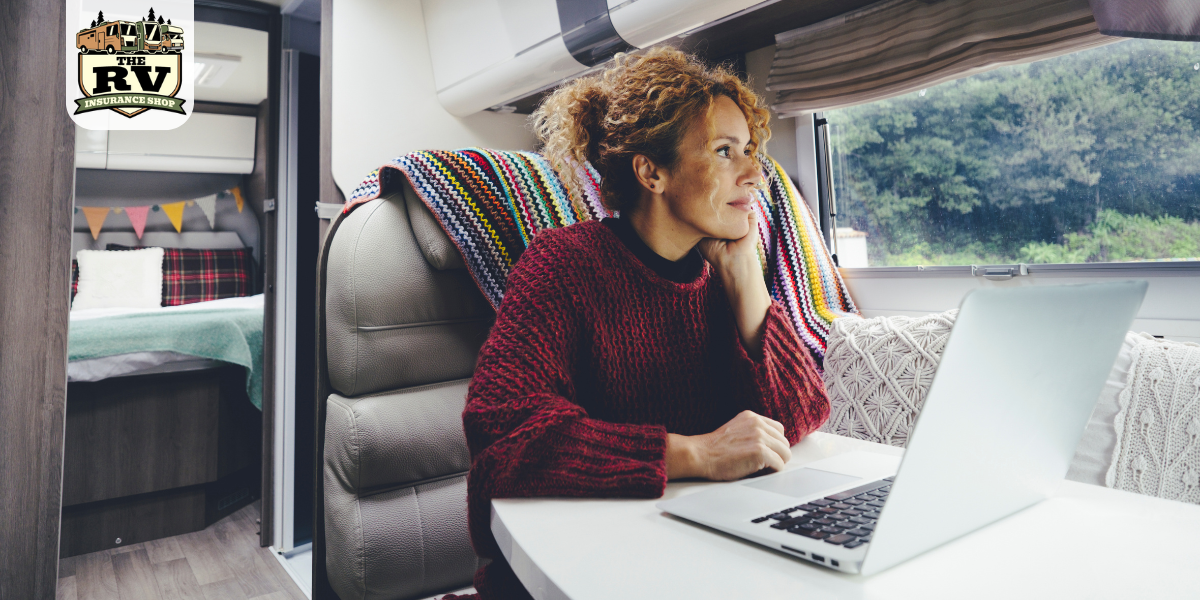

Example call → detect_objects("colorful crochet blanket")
345 148 858 361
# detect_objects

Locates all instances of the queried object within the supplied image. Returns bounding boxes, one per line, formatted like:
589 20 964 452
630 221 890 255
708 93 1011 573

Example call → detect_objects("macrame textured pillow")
820 310 958 446
1107 333 1200 505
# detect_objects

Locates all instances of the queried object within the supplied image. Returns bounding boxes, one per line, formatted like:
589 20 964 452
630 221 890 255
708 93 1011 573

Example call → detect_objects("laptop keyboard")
750 477 894 549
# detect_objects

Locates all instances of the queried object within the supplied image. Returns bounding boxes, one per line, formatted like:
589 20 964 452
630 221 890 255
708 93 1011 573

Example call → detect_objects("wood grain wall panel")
249 96 277 548
0 0 75 596
61 366 260 508
62 372 221 507
217 366 263 478
59 486 208 558
60 365 260 557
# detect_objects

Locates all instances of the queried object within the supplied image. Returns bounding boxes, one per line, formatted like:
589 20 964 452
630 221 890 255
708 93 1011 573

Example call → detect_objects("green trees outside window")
827 39 1200 267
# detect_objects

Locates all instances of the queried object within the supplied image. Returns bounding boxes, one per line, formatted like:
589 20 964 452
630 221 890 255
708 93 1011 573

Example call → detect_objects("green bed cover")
68 307 264 410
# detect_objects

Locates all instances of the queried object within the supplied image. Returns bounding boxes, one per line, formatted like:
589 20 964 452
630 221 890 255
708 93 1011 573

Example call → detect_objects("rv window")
107 25 117 36
144 24 159 41
824 39 1200 268
121 24 135 36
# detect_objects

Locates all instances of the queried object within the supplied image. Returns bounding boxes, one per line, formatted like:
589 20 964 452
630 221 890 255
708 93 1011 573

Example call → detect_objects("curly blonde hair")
532 47 772 214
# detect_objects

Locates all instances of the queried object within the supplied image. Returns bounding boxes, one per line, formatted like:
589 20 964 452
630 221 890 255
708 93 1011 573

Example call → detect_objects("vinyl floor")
57 501 308 600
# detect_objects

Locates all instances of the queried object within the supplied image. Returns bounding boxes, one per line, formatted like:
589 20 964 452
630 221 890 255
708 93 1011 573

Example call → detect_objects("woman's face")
656 94 764 242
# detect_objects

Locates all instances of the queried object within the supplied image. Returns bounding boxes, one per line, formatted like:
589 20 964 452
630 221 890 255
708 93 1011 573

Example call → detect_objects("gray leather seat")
320 180 495 600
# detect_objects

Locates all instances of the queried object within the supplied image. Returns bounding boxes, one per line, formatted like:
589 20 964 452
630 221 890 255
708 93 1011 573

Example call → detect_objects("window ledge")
839 261 1200 279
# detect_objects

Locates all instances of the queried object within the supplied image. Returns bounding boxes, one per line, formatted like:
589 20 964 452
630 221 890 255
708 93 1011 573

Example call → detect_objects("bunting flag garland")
73 190 245 238
231 186 245 213
81 206 110 240
125 205 150 239
196 197 217 228
160 202 186 233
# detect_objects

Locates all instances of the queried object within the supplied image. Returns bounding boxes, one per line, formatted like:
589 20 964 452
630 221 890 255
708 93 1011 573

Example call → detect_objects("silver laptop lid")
860 281 1146 575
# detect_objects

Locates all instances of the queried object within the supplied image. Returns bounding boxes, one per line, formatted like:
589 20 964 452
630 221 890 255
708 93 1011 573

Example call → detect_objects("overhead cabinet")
75 112 257 174
426 0 764 116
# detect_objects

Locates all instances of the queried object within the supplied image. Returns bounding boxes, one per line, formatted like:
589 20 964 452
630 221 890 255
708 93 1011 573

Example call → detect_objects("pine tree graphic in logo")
75 8 187 118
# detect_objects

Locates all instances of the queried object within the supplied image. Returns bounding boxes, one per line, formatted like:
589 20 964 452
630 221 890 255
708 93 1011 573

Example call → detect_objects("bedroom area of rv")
2 0 1199 599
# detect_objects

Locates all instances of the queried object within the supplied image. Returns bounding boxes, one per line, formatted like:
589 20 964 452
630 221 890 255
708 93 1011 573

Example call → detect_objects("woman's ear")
632 154 665 194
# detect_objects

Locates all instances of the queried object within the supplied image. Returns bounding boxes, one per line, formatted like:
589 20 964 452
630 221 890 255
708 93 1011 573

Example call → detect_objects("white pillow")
821 310 958 447
72 248 164 311
1063 331 1137 486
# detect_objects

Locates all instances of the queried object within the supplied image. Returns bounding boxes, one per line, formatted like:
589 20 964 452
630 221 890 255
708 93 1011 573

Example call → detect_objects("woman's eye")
716 146 730 158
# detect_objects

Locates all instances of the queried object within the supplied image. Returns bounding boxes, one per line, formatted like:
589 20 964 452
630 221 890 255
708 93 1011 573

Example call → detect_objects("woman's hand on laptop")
665 410 791 481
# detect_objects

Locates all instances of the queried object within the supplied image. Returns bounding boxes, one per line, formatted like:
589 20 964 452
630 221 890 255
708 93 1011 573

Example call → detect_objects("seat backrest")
325 182 493 397
318 179 494 600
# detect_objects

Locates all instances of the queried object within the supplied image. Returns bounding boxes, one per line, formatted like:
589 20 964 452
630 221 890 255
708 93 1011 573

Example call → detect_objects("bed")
60 227 266 558
68 293 265 409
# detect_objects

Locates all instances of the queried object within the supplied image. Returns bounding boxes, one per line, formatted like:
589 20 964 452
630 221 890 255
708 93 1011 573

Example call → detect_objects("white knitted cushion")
820 310 957 447
1105 333 1200 505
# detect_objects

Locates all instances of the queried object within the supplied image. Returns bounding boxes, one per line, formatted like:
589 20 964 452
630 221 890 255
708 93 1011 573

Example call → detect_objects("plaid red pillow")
106 245 255 306
71 259 79 300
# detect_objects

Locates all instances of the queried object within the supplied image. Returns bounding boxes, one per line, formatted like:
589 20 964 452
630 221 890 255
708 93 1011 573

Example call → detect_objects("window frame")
808 116 1200 280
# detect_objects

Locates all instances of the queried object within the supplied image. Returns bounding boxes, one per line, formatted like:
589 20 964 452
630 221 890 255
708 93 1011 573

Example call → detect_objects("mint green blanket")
68 308 264 410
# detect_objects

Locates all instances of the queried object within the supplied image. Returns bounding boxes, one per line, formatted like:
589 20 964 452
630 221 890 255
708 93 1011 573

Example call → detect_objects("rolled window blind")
1089 0 1200 41
767 0 1116 117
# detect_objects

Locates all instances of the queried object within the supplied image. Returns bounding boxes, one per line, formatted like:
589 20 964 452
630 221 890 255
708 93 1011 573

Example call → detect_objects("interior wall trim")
840 262 1200 279
0 0 75 596
313 0 337 596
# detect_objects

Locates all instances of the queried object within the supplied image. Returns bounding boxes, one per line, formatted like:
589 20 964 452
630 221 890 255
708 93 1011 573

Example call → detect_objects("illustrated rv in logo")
75 8 186 118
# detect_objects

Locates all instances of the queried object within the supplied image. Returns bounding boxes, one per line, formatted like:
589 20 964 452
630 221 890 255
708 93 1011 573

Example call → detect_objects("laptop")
657 281 1147 575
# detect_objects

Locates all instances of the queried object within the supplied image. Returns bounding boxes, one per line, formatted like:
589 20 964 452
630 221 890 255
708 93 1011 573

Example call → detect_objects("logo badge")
68 2 193 129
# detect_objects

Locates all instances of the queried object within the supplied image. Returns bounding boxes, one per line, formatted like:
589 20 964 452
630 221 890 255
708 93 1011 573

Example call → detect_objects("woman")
450 47 829 599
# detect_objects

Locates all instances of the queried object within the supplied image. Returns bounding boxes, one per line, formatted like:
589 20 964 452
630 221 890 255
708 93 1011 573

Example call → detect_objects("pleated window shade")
767 0 1117 117
1090 0 1200 42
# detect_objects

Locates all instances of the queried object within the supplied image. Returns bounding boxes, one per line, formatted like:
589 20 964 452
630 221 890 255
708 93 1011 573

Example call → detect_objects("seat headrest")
403 183 466 270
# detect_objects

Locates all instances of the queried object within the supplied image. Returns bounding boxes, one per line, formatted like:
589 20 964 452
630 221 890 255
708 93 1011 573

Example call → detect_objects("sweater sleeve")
462 232 669 559
728 300 830 445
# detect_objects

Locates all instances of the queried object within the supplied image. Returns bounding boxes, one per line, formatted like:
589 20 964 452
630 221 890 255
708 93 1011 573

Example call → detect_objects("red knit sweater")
451 220 829 599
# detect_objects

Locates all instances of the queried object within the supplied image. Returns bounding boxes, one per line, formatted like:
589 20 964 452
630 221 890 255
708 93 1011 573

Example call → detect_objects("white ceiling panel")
192 22 269 105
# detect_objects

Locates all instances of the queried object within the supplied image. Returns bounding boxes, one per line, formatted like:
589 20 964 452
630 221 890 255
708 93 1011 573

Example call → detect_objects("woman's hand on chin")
698 211 772 357
696 210 761 277
665 410 792 481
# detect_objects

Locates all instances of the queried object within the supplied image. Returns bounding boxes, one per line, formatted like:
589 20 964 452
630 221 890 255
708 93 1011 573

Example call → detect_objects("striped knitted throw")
345 148 858 361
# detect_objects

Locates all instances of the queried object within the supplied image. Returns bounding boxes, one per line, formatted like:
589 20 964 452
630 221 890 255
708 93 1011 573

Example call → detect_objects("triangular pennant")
195 197 217 229
81 206 110 240
161 202 186 233
124 205 150 239
231 186 245 213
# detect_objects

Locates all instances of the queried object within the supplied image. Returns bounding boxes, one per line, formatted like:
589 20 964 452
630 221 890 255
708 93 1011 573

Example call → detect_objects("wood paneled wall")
0 0 75 596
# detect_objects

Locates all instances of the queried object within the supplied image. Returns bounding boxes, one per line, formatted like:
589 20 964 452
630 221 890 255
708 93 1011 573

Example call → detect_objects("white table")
492 432 1200 600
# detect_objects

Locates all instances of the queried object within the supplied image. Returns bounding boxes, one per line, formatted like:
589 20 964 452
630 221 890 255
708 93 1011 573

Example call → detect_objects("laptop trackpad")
742 468 861 498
